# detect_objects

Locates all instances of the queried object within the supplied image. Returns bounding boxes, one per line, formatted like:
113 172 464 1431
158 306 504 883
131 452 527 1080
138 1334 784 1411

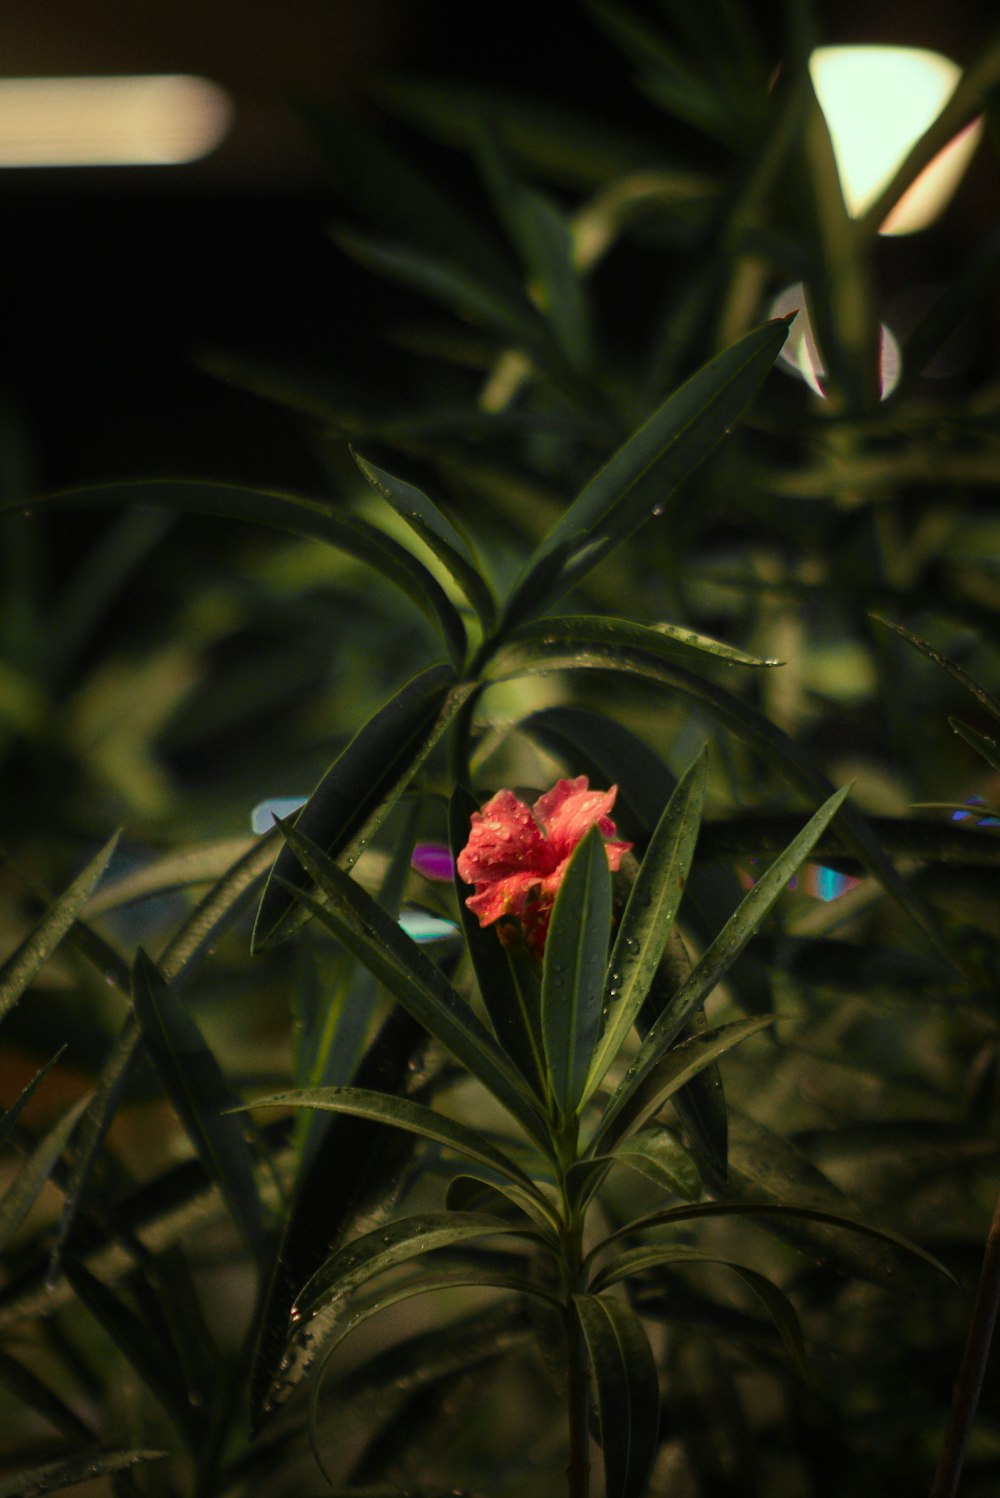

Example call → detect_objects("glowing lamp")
808 46 982 233
0 75 233 167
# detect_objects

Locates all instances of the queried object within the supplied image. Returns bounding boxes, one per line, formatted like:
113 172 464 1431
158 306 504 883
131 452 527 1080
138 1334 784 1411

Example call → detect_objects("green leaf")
496 316 789 631
950 718 1000 774
590 1016 773 1159
585 749 708 1101
131 947 265 1262
272 821 550 1150
0 1450 166 1498
591 1200 953 1282
449 785 547 1101
489 613 782 678
573 1293 660 1498
292 1209 535 1325
589 1245 810 1382
253 665 468 951
83 837 255 916
0 832 120 1023
249 1006 426 1423
0 1094 90 1253
14 479 467 667
593 788 850 1152
0 1347 94 1441
542 826 612 1118
305 1274 563 1484
333 227 557 369
873 614 1000 724
444 1171 562 1236
62 1258 200 1442
353 451 497 632
239 1085 541 1197
610 1126 702 1202
0 1048 67 1148
476 119 594 372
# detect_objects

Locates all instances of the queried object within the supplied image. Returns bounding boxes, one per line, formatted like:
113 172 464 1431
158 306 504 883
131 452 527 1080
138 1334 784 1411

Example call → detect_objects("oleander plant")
2 3 1000 1495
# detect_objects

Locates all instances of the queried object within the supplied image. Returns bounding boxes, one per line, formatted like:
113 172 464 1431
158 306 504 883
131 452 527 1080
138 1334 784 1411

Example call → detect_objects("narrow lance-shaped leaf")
592 788 850 1153
0 832 119 1023
0 1450 167 1498
489 613 782 677
950 717 1000 775
590 1245 811 1383
235 1084 542 1198
574 1293 660 1498
585 749 707 1102
502 632 957 965
353 451 497 632
131 948 265 1263
10 480 467 667
496 316 790 632
0 1095 90 1254
589 1016 773 1162
273 820 551 1151
874 614 1000 724
61 1259 200 1443
292 1209 535 1326
542 826 612 1118
0 1048 67 1149
254 666 471 952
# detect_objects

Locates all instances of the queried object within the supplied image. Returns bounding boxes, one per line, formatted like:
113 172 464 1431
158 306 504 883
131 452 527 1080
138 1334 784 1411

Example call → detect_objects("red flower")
457 777 632 952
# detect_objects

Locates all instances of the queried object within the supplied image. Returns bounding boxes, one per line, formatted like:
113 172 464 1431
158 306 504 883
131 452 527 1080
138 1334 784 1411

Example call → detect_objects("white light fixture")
808 46 982 233
0 75 233 167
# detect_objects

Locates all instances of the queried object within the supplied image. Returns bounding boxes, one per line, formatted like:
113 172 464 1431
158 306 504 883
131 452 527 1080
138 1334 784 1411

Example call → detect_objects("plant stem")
930 1185 1000 1498
557 1122 591 1498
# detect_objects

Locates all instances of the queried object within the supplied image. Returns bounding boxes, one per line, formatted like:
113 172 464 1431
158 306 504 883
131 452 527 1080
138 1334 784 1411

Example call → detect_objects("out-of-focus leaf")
0 833 119 1023
590 1244 810 1382
542 827 612 1118
13 480 467 667
574 1293 659 1498
239 1086 541 1198
450 785 547 1101
874 614 1000 724
353 451 496 631
0 1346 93 1442
610 1126 702 1202
254 666 469 951
495 317 789 631
590 1017 772 1160
131 947 265 1263
83 838 254 916
0 1094 89 1253
62 1258 200 1441
0 1450 166 1498
292 1210 534 1325
332 228 561 374
272 822 550 1149
476 120 594 372
585 749 707 1100
0 1048 67 1148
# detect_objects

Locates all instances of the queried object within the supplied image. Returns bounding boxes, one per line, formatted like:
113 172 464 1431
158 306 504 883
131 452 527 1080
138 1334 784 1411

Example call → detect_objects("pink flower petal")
533 777 626 861
456 788 552 888
411 843 456 881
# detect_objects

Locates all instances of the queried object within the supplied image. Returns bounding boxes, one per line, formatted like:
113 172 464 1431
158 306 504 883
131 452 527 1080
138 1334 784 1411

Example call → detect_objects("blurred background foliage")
2 0 1000 1494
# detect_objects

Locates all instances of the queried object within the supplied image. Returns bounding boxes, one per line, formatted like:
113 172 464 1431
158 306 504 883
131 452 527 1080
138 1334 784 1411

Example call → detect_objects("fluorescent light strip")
0 75 233 167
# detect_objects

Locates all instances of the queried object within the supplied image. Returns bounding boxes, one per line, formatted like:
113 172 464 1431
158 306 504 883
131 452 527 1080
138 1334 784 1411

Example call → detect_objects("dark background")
1 0 994 494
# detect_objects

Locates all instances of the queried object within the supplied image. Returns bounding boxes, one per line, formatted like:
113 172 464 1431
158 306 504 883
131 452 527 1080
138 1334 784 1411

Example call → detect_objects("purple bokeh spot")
412 843 456 881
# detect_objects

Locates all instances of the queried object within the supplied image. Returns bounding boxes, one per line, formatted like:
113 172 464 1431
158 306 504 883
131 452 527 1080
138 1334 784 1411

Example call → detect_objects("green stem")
929 1185 1000 1498
557 1123 591 1498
